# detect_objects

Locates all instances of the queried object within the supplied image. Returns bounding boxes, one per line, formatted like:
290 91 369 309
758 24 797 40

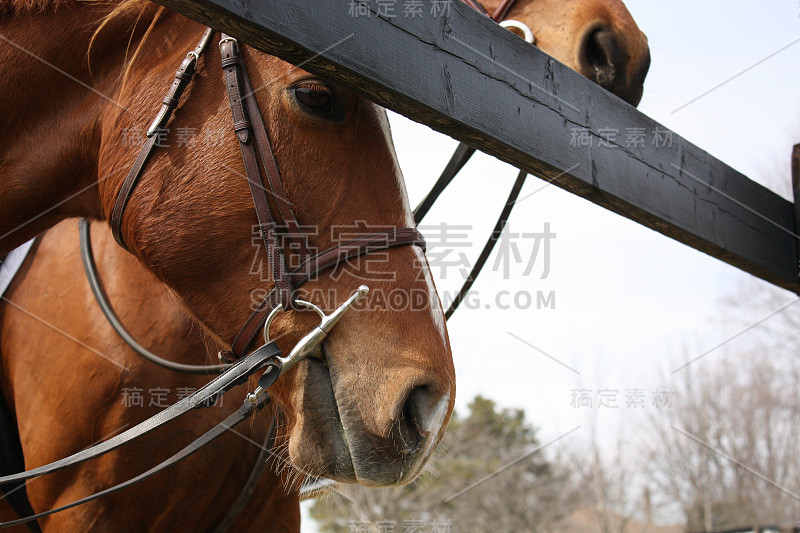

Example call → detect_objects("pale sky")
303 1 800 528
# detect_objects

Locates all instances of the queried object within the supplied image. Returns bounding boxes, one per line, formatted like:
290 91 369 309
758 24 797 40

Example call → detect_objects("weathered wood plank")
151 0 800 294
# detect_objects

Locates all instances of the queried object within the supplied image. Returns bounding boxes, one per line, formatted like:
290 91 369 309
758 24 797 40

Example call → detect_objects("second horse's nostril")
580 25 619 90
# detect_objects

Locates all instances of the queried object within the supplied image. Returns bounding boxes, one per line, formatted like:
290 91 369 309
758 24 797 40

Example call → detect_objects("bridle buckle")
219 36 238 53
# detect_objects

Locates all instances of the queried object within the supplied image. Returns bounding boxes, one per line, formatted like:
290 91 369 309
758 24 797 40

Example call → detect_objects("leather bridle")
463 0 518 21
110 29 426 363
95 0 529 371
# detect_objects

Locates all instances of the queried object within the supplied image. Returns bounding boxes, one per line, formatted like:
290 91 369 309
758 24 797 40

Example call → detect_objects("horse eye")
293 83 333 112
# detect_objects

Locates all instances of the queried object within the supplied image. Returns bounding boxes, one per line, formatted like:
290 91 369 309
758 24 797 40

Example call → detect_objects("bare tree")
640 348 800 531
562 409 664 533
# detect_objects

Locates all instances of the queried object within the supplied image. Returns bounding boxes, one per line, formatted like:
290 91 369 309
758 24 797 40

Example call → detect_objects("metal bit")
247 285 369 404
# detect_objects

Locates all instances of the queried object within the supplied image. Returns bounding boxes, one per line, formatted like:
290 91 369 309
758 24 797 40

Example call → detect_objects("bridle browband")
109 29 425 362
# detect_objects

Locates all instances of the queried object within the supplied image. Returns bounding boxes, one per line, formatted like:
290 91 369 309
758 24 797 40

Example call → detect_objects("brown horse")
0 0 650 531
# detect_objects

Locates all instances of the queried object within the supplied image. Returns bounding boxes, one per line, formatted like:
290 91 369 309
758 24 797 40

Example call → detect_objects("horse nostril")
579 25 620 91
396 385 446 455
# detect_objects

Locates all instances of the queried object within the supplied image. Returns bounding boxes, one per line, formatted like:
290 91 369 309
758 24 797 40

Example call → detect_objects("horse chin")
285 359 443 488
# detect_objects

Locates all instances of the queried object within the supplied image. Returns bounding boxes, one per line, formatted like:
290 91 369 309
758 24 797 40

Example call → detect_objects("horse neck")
0 1 165 254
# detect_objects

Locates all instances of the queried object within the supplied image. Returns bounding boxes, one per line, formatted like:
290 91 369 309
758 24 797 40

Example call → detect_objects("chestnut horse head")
95 12 453 487
0 0 649 496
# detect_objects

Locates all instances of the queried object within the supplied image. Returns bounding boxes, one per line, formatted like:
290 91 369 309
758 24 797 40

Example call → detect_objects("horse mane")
88 0 164 86
1 0 141 14
1 0 156 14
1 0 71 13
2 0 168 92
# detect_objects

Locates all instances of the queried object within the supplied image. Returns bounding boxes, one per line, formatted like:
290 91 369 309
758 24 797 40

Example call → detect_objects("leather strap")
238 53 308 259
413 143 476 224
461 0 489 15
287 228 426 288
111 28 215 251
491 0 519 21
444 170 527 319
110 134 157 250
147 27 215 136
459 0 518 21
0 342 280 488
80 219 229 374
226 228 426 360
211 411 280 533
221 36 294 310
0 395 275 530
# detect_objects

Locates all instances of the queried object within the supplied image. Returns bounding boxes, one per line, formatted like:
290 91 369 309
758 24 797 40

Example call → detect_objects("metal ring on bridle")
500 20 535 44
262 299 325 345
186 51 199 63
246 286 370 405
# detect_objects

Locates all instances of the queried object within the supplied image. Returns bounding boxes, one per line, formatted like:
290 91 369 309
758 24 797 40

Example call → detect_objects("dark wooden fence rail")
152 0 800 294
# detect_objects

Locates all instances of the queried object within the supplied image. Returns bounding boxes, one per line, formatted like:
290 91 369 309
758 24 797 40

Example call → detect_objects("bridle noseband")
109 30 426 362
